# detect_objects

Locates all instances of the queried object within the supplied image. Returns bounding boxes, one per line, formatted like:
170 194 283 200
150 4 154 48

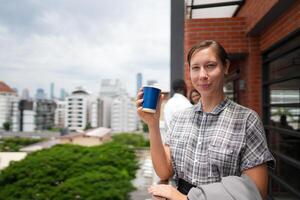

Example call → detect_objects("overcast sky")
0 0 170 98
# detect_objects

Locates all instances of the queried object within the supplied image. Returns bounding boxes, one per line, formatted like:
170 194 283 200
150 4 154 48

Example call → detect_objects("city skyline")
14 75 161 100
0 0 170 98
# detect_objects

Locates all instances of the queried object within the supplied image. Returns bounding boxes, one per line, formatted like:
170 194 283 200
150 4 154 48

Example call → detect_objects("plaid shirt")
165 98 275 187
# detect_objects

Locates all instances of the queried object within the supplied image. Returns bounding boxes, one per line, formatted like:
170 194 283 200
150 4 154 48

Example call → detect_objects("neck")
201 93 225 113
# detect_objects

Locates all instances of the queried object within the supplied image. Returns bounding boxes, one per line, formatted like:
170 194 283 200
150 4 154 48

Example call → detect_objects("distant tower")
35 88 47 100
21 88 30 100
50 82 55 100
147 80 157 86
60 88 67 100
136 73 142 94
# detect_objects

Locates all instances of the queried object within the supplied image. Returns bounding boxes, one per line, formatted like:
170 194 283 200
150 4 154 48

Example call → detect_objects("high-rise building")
60 88 67 100
54 100 67 128
136 73 143 94
35 99 56 130
147 80 158 86
111 94 137 133
19 100 36 132
65 87 89 131
21 88 30 100
0 81 19 131
50 83 55 100
99 79 125 128
89 96 103 128
35 88 47 100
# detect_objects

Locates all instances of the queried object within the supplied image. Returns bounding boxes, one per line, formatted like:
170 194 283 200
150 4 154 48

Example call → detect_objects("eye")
206 63 217 69
191 65 200 71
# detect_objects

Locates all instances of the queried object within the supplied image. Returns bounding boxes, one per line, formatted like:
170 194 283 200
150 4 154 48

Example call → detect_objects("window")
263 32 300 199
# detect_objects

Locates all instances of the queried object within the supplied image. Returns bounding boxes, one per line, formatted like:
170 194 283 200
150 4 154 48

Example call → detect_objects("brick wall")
244 37 263 114
236 0 278 33
260 0 300 50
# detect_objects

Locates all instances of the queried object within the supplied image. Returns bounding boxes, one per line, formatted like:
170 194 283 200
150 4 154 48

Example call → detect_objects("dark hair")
187 40 229 67
172 79 187 96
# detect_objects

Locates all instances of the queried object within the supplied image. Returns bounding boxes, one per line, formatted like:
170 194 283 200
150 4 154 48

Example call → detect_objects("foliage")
112 133 149 148
84 122 92 130
0 138 42 152
142 122 149 133
48 127 61 132
2 122 11 131
0 134 143 200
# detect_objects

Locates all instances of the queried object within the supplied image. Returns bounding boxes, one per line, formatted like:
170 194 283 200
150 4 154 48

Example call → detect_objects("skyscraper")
21 88 30 100
35 88 47 100
50 82 55 100
147 79 157 86
60 88 67 100
136 73 142 94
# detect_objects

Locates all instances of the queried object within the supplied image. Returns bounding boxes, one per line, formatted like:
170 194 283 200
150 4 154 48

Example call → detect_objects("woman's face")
190 47 228 98
191 91 200 104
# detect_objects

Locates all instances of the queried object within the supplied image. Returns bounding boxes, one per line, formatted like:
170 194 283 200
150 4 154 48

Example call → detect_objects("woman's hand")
148 184 187 200
136 88 163 127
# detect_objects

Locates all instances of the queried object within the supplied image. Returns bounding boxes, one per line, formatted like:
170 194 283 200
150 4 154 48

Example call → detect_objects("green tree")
84 122 92 130
112 133 149 148
2 122 11 131
0 138 42 152
0 136 142 200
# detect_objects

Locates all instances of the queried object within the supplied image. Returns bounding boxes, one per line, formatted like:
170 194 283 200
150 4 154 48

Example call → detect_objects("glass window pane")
270 106 299 131
270 178 300 200
269 49 300 81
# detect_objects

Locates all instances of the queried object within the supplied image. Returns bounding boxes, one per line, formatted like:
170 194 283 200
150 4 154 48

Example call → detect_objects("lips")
200 83 210 89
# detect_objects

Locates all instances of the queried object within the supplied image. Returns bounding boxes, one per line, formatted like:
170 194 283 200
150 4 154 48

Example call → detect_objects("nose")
199 67 208 80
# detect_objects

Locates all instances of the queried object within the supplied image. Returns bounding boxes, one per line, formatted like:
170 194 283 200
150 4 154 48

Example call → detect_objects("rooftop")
185 0 244 19
0 81 16 93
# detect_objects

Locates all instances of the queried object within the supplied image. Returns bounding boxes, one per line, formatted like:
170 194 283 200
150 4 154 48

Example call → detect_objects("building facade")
111 94 137 133
99 79 125 128
35 99 56 130
19 100 36 132
0 81 19 131
54 100 67 128
89 96 103 128
65 87 89 131
136 73 143 94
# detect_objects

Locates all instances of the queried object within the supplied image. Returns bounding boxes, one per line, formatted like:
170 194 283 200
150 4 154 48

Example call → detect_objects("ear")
224 59 230 75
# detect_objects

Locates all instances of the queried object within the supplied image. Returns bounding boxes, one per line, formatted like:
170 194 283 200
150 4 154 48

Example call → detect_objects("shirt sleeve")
240 111 275 171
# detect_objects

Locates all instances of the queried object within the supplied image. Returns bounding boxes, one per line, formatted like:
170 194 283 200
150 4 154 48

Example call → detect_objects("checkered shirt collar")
194 97 230 115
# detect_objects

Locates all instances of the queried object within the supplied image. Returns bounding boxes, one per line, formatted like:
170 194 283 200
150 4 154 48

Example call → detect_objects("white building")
65 87 102 131
111 94 137 133
54 100 67 128
23 110 36 132
99 79 125 128
89 96 103 128
65 87 89 131
19 100 36 132
0 81 19 131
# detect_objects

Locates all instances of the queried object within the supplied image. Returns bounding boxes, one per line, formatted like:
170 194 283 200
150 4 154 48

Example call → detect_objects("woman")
136 40 274 200
189 89 201 105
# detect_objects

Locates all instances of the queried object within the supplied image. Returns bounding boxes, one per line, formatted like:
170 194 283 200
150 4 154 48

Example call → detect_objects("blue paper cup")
142 86 161 113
